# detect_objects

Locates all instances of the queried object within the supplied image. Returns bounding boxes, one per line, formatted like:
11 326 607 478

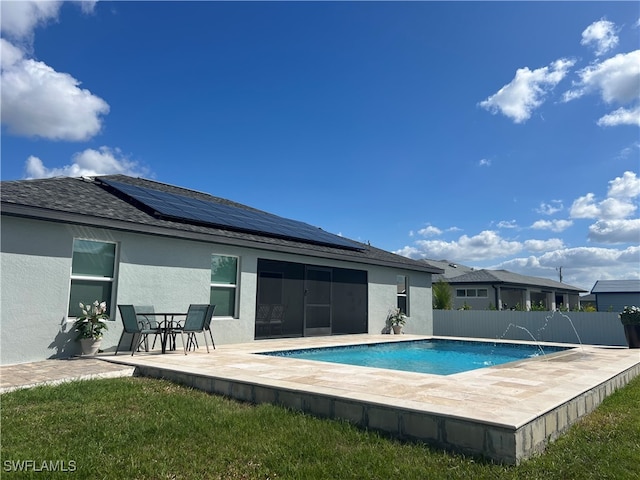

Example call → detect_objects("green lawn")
1 375 639 479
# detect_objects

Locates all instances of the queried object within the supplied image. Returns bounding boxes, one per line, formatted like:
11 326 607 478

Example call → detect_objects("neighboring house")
427 259 586 311
578 293 597 310
591 280 640 313
0 175 443 365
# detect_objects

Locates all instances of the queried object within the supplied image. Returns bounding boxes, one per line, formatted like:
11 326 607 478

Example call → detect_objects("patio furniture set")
115 304 216 356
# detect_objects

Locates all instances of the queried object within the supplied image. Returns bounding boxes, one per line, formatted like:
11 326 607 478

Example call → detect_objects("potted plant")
387 307 406 335
619 305 640 349
74 300 109 355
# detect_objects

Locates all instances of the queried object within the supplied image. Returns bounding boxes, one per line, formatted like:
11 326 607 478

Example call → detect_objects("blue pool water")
262 339 570 375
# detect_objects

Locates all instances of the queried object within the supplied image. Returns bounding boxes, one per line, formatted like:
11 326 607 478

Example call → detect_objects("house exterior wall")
595 292 640 313
1 216 434 365
449 283 582 311
452 283 496 310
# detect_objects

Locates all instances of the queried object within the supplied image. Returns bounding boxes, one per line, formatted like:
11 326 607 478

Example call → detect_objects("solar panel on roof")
98 178 364 251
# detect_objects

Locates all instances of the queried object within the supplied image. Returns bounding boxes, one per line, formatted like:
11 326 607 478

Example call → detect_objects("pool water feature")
262 339 570 375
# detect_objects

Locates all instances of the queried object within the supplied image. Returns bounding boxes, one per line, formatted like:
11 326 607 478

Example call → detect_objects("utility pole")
556 266 563 283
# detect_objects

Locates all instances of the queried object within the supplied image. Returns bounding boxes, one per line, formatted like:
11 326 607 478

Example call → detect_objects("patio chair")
255 304 271 336
172 304 213 354
134 305 161 350
269 304 285 336
185 304 216 351
203 304 216 349
115 305 161 356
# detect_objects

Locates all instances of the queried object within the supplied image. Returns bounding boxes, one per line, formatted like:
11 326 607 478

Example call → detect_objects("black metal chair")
172 304 213 354
115 305 161 356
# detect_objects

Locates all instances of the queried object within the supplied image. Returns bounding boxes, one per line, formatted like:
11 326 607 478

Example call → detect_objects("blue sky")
1 1 639 292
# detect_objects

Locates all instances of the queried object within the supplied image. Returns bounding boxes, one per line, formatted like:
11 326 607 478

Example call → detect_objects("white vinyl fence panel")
433 310 627 346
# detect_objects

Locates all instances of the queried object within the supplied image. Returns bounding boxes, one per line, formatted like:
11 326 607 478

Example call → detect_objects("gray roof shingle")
436 268 585 293
591 280 640 294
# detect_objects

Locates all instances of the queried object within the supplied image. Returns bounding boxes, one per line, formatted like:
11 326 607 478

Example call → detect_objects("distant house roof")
1 175 443 275
579 293 596 303
426 259 585 293
591 280 640 294
424 259 476 279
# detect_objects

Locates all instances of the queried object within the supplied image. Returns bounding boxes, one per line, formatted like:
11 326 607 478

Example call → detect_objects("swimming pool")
262 339 570 375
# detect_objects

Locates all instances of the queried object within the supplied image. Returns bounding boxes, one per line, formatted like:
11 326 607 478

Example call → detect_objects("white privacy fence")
433 310 627 346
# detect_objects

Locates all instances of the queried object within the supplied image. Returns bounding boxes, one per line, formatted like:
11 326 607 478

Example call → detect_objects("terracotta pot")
392 325 403 335
623 324 640 349
79 338 102 355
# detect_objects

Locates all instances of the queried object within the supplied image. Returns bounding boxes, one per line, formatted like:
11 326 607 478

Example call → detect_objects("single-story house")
427 259 586 311
0 175 443 365
591 280 640 313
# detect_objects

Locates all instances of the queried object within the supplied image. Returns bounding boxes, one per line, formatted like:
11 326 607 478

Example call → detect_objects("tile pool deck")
96 335 640 463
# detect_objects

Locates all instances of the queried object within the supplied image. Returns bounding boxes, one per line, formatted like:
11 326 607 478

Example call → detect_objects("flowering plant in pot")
619 306 640 349
386 307 407 334
74 301 109 355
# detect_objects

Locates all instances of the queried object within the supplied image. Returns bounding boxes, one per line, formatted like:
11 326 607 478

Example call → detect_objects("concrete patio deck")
94 334 640 465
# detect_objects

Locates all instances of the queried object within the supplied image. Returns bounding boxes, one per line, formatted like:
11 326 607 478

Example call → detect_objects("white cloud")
563 50 640 104
536 200 563 215
24 147 148 179
478 158 491 167
597 104 640 127
588 219 640 244
524 238 565 252
394 245 421 258
417 225 442 237
581 19 619 57
563 50 640 127
570 172 639 221
496 220 518 229
570 193 601 219
607 170 640 199
398 230 523 262
530 219 573 232
568 171 639 243
599 197 637 219
0 0 62 41
616 142 640 160
0 39 109 141
479 58 575 123
493 245 640 291
0 1 98 40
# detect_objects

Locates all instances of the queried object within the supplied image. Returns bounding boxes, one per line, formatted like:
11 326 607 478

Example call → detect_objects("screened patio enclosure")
255 259 368 339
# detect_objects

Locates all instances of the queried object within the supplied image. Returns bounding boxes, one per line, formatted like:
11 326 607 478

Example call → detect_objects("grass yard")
1 375 639 479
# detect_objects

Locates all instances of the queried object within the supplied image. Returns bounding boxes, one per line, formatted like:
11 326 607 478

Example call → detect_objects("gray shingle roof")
1 175 443 274
591 280 640 294
438 268 585 293
424 259 476 279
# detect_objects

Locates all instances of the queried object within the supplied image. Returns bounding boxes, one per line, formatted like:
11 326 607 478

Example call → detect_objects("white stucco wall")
367 266 433 335
1 215 433 364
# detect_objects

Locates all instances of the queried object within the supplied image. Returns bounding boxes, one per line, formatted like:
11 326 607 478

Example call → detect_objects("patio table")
136 312 187 353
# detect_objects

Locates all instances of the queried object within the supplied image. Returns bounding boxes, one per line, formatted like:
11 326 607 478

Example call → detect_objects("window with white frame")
210 255 238 317
397 275 409 315
68 239 116 318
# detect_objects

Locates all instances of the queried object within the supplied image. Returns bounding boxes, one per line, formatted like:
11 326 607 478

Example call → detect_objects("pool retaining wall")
131 361 640 465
